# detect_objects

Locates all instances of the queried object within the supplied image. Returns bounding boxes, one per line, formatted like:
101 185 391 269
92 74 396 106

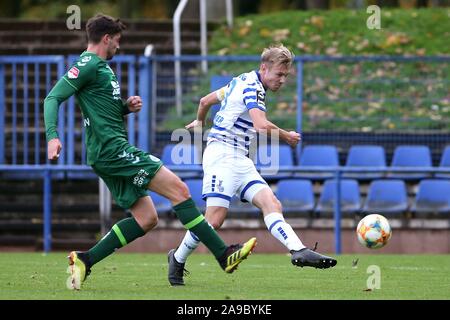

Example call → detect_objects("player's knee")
208 218 223 230
264 193 282 213
177 181 191 201
275 198 283 212
141 214 158 232
168 177 191 204
205 208 226 229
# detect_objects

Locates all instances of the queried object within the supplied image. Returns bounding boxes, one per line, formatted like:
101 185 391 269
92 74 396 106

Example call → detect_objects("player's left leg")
169 205 228 286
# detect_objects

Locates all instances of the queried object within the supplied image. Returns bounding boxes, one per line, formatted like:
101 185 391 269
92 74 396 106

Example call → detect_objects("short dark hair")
86 14 126 43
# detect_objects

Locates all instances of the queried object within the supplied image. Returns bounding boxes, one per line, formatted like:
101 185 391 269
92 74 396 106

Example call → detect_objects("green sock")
87 217 145 266
174 198 227 259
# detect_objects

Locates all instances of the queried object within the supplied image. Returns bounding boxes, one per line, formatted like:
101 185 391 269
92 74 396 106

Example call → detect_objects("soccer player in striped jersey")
168 44 336 286
43 14 256 290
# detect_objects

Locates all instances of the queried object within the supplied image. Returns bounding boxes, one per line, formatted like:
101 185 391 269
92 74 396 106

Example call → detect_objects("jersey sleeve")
215 86 227 102
242 85 266 112
121 99 131 115
62 57 98 91
44 56 98 142
44 78 77 141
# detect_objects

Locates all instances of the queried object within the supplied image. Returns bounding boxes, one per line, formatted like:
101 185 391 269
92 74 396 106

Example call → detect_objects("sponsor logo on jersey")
67 67 79 79
111 80 121 99
133 169 149 187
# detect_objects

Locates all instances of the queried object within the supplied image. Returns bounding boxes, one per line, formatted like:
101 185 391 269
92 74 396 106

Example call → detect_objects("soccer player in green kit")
44 14 256 290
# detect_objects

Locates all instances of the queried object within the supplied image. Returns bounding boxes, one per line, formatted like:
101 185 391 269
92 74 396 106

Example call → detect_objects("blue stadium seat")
275 179 315 216
343 145 386 180
184 179 205 212
255 144 295 181
362 179 408 216
435 145 450 179
148 191 172 216
315 179 361 217
387 145 432 180
161 143 202 179
411 179 450 217
296 145 339 180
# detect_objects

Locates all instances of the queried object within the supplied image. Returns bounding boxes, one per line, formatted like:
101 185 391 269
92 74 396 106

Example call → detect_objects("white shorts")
202 141 269 208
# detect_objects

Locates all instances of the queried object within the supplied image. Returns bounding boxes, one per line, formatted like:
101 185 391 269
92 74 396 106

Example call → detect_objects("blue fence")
1 54 449 253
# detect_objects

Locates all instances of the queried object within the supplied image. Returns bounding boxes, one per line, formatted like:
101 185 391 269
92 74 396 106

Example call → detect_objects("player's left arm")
249 108 301 147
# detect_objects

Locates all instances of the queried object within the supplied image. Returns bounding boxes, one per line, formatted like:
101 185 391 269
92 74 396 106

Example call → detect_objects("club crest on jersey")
217 180 224 192
67 67 79 79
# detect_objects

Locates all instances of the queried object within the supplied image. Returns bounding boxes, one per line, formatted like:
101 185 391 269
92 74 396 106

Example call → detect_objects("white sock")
264 212 305 252
174 231 200 263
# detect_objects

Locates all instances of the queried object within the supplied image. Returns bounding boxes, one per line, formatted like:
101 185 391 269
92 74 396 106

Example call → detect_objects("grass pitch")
1 252 449 300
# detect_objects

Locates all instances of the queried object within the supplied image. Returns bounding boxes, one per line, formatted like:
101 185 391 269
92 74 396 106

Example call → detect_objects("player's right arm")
185 86 226 130
44 79 77 160
44 58 97 160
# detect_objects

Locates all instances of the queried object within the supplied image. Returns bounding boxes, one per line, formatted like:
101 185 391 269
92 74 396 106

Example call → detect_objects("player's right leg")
67 251 91 290
169 206 228 286
67 196 158 290
149 166 256 276
168 151 238 285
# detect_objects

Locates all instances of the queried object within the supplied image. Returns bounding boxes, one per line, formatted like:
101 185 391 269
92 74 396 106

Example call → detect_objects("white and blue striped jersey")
208 70 266 154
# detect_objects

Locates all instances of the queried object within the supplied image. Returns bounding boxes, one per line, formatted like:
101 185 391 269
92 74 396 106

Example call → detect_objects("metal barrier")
0 56 65 166
149 55 450 158
1 54 450 254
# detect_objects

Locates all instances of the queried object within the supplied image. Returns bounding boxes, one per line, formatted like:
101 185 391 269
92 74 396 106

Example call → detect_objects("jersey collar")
254 70 266 90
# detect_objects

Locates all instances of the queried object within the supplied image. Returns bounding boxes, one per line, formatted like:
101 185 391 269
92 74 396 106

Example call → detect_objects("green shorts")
92 145 163 209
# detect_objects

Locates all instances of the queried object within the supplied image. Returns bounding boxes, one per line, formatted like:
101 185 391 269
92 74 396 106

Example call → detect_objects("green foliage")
211 9 449 56
162 9 449 132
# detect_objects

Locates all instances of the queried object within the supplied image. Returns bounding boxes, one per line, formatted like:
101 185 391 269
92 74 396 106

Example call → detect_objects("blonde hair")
261 44 294 68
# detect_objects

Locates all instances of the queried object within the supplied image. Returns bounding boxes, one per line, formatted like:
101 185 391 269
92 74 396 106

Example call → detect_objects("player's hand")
47 138 62 160
185 119 203 130
285 131 301 147
126 96 143 113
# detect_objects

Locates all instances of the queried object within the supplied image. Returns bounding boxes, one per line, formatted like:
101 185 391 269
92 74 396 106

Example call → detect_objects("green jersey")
44 51 130 165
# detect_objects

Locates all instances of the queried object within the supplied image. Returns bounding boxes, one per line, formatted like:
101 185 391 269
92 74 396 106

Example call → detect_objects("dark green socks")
173 198 227 259
87 217 145 266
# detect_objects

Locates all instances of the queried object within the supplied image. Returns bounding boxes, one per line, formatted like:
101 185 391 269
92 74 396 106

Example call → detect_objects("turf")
1 252 449 300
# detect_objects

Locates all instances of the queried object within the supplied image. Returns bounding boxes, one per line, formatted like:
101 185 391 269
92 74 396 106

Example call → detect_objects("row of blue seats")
149 178 450 218
160 144 450 180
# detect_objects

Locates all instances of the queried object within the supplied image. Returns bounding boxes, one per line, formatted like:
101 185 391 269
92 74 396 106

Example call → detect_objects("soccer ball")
356 214 392 249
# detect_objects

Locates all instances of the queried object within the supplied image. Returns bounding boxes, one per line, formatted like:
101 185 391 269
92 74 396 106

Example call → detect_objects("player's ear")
102 34 110 45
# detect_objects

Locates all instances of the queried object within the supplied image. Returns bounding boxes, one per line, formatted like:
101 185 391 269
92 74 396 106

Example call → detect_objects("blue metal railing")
1 54 450 254
0 56 65 166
